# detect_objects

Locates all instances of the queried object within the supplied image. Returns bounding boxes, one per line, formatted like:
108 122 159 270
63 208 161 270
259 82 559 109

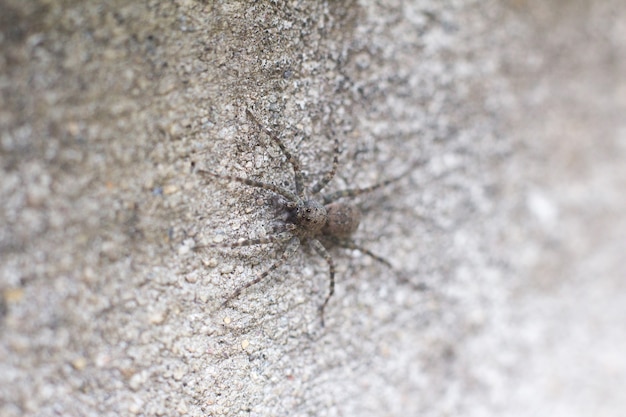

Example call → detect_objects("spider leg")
322 172 408 204
221 236 300 309
198 169 299 203
246 109 305 197
330 238 428 292
309 135 339 195
328 238 393 269
309 238 335 327
321 157 429 204
194 230 293 250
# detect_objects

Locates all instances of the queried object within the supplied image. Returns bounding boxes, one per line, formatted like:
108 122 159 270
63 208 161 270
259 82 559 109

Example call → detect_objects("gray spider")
196 109 405 326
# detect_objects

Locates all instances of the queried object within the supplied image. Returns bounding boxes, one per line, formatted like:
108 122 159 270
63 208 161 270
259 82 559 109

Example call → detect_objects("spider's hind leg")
309 238 335 327
332 238 428 293
330 238 394 269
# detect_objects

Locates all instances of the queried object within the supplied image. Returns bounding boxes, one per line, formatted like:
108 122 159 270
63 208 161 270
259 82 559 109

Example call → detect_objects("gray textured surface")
1 1 625 416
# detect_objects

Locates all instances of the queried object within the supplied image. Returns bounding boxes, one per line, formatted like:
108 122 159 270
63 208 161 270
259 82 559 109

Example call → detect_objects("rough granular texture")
1 1 625 416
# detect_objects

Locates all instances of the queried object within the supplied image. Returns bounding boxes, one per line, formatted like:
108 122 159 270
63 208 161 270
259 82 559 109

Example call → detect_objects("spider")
195 109 407 326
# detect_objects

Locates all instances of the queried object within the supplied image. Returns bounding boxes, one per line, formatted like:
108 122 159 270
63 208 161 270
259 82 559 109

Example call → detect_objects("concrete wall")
1 1 625 416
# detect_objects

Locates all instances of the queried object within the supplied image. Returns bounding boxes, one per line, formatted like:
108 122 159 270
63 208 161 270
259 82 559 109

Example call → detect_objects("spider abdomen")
323 202 361 238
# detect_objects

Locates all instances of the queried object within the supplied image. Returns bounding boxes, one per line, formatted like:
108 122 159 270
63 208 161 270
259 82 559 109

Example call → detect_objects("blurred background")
1 1 625 416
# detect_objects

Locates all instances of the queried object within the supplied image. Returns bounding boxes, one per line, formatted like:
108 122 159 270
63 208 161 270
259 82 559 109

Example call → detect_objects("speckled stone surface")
1 1 625 416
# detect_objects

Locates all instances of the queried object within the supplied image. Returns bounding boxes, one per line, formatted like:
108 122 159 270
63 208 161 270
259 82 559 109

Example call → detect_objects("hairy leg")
309 238 335 327
198 169 299 203
246 109 305 197
322 172 407 204
309 135 339 195
221 236 300 309
193 230 293 250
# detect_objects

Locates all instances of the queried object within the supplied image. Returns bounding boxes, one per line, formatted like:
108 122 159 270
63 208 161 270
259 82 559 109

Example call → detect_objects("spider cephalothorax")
195 109 405 326
293 199 327 235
